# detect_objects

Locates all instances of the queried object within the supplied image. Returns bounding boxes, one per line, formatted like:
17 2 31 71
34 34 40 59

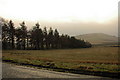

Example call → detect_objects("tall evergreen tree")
43 27 48 49
15 27 23 49
2 23 9 49
31 23 43 49
48 27 54 49
20 21 27 50
54 29 59 48
8 20 15 49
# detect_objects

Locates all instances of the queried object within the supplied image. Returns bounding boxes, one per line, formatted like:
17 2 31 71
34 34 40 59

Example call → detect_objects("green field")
2 46 120 73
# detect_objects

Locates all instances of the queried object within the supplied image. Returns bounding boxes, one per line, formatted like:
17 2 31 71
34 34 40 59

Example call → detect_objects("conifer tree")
8 20 15 49
20 21 27 49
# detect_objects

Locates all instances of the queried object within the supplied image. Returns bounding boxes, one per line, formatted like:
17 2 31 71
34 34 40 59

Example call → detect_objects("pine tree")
8 20 15 49
20 21 27 50
2 23 9 49
43 27 49 49
48 27 54 49
31 23 43 49
54 29 59 48
15 28 22 49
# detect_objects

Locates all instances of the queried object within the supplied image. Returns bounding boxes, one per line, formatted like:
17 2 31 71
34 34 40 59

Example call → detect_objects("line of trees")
2 20 92 50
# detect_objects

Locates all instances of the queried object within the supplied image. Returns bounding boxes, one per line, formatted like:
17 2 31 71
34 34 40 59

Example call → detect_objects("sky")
0 0 119 36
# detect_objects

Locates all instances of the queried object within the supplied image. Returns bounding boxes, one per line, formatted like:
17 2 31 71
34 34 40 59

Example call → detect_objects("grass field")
2 46 120 73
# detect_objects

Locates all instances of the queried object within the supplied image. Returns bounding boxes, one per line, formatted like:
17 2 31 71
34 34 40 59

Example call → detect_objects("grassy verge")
2 47 120 78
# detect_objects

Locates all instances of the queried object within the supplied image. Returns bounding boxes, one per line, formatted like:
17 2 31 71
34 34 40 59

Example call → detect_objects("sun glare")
0 0 118 23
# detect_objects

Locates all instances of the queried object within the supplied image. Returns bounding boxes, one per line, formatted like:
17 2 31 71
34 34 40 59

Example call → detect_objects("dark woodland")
2 20 92 50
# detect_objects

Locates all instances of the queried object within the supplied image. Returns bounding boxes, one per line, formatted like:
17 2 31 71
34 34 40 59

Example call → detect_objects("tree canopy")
1 20 92 50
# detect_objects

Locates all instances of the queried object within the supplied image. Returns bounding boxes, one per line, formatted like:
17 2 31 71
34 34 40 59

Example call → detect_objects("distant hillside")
75 33 118 45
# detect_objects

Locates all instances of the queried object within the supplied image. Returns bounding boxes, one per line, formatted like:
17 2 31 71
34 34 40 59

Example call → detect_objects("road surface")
2 63 119 80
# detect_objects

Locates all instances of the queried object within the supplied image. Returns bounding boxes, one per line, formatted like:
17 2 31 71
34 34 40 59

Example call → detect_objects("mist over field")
9 18 118 37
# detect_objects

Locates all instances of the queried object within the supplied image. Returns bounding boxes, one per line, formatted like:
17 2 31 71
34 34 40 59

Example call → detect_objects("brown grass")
3 46 119 64
2 46 120 73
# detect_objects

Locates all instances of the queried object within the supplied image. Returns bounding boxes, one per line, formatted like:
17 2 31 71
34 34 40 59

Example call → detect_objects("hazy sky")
0 0 119 36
